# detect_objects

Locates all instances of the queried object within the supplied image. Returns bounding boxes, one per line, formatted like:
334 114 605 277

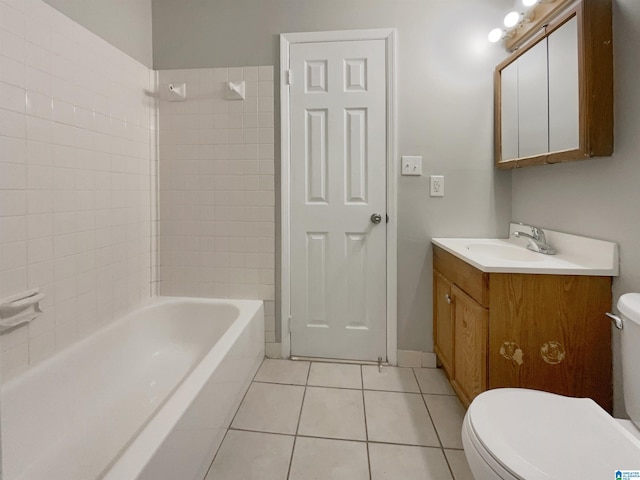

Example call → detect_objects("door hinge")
285 70 292 85
287 315 292 333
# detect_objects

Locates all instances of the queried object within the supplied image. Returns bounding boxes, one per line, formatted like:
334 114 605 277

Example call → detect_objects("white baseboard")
397 350 438 368
421 352 437 368
397 349 422 367
265 342 282 359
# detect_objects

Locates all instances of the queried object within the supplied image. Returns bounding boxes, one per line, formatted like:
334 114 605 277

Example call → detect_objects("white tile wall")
157 66 275 349
0 0 157 379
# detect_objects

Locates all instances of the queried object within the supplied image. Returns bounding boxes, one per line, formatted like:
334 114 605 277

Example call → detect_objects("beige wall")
511 0 640 416
151 0 513 352
43 0 153 67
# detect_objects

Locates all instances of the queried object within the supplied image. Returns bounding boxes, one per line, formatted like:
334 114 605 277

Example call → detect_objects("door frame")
279 28 398 364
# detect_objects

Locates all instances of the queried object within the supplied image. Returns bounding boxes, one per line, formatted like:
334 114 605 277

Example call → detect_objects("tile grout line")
257 360 455 390
285 360 312 480
253 378 456 396
413 367 444 449
226 356 267 428
228 426 296 439
442 448 461 480
220 359 467 479
202 356 268 478
361 364 373 480
226 426 465 450
413 367 458 480
367 439 460 450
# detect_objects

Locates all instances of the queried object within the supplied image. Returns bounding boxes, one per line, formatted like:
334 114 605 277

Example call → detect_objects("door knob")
370 213 382 224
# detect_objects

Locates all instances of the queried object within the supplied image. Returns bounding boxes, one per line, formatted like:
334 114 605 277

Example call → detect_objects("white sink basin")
432 226 619 276
466 243 543 263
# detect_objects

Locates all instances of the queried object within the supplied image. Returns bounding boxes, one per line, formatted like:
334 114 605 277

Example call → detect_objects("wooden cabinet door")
495 2 613 168
488 273 613 412
452 285 488 406
433 271 454 377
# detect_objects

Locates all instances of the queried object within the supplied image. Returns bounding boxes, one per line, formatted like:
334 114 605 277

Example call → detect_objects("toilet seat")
463 413 519 480
466 389 640 479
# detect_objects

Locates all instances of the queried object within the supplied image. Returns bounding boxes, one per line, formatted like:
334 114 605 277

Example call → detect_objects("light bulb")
522 0 538 6
488 28 504 43
504 11 521 28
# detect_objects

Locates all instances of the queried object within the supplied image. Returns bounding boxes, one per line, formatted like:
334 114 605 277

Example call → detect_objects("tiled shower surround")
157 67 276 349
0 0 277 379
0 0 156 378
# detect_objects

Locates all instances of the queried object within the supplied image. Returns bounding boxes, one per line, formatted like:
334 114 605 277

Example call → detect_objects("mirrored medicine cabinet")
494 0 613 169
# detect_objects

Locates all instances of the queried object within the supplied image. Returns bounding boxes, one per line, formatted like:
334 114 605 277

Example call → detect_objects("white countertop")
432 224 619 276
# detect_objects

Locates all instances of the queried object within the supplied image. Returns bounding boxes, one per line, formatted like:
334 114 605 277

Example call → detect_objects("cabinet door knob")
445 293 452 304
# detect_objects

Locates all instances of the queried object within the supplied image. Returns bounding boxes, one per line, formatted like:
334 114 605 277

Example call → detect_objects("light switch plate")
430 175 444 197
401 156 422 176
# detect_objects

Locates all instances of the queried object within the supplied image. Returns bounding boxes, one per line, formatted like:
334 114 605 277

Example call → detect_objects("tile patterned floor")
205 359 473 480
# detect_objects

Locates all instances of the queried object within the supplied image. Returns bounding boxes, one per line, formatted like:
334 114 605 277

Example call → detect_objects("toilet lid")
467 389 640 480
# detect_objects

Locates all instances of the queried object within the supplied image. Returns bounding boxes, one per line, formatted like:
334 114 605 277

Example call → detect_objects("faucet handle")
531 226 546 243
516 222 536 235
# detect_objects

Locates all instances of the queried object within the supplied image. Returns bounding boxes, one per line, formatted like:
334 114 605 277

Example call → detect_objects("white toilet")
462 293 640 479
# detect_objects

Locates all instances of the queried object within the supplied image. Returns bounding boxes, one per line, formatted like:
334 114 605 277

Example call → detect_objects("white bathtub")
1 297 264 480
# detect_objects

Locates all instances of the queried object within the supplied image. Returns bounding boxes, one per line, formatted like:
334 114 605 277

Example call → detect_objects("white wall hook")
168 83 187 102
226 81 245 100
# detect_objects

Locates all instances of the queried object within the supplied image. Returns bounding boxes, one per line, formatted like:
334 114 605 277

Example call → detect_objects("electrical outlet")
430 175 444 197
401 156 422 176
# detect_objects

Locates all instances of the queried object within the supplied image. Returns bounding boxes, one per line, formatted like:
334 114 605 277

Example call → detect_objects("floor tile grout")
285 361 312 480
202 359 265 479
414 366 457 480
227 426 464 451
413 366 445 450
215 359 468 480
253 378 457 396
360 365 373 480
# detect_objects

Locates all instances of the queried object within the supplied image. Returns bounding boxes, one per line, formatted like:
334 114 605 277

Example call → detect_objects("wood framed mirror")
494 0 613 169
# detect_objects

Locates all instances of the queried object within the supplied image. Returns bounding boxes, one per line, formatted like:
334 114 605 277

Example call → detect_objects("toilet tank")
619 293 640 430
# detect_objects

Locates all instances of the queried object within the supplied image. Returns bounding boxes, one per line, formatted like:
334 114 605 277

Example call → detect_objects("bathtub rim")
101 296 264 479
1 296 263 480
1 296 249 392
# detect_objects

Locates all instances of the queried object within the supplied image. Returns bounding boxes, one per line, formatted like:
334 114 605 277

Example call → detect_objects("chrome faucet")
512 226 556 255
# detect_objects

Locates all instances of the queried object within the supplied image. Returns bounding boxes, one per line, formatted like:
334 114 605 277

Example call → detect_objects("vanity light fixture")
523 0 558 5
505 10 536 28
504 11 521 28
489 8 536 43
488 28 504 43
488 28 515 43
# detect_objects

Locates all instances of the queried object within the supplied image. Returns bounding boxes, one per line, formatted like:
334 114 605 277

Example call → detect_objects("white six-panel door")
289 39 387 361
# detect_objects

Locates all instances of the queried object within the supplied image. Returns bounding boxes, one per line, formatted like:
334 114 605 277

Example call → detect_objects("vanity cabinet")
432 245 612 412
451 285 488 404
433 272 454 376
495 0 612 168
